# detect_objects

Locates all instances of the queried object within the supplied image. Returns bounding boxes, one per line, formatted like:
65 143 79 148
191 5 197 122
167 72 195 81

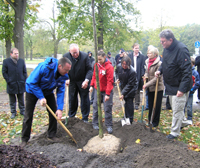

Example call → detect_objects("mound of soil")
2 117 199 168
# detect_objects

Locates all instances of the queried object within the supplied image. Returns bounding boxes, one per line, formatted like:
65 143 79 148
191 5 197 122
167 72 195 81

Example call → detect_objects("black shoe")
166 134 177 139
20 141 27 148
135 106 139 110
47 137 60 143
11 113 16 119
20 111 24 115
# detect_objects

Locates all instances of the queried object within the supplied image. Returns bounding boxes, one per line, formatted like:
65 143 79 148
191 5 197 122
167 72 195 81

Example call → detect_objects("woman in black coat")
115 56 138 123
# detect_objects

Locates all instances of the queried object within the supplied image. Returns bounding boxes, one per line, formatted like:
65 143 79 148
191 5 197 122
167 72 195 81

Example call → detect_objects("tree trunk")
7 0 27 60
26 48 28 60
92 0 103 138
97 1 103 50
54 40 59 59
5 39 11 58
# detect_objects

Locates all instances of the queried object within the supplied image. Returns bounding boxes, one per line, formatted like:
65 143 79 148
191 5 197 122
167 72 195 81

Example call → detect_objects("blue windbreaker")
26 57 69 110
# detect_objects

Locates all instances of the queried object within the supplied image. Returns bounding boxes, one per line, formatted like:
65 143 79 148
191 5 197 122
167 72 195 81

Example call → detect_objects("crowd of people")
2 29 199 148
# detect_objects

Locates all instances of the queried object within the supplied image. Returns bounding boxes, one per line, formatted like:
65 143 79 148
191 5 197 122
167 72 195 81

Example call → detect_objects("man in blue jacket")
21 57 71 147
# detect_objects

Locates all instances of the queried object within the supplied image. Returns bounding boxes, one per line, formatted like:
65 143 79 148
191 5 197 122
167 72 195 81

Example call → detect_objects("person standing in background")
195 55 200 103
129 43 145 110
63 44 93 122
2 48 27 119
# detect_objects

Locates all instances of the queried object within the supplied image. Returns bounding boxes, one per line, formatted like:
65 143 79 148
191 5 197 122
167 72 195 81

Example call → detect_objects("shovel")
138 77 146 123
149 77 159 132
45 104 77 144
116 82 131 126
65 85 69 126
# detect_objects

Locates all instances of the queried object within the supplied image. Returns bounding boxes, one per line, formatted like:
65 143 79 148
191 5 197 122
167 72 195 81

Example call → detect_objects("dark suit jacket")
2 58 27 94
128 52 145 90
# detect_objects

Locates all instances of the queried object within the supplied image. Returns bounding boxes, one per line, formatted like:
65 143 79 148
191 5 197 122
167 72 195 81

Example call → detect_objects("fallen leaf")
3 138 10 143
135 139 140 144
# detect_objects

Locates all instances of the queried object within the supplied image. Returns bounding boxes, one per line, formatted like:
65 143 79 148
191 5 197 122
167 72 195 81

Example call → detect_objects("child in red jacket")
89 50 114 133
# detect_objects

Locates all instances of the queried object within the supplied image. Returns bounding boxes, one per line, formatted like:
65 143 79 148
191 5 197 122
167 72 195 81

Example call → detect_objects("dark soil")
0 88 200 168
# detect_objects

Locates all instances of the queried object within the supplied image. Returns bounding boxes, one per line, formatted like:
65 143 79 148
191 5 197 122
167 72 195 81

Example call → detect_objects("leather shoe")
47 137 60 143
135 106 139 110
11 113 16 119
166 134 177 139
20 141 27 148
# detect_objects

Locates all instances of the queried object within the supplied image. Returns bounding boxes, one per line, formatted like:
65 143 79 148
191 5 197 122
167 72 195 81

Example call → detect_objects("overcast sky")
37 0 200 30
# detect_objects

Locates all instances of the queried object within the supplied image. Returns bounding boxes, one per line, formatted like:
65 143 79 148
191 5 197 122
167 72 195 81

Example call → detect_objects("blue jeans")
184 95 193 121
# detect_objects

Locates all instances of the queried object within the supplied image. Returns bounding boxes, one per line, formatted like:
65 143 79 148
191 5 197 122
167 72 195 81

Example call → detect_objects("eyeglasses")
160 40 167 44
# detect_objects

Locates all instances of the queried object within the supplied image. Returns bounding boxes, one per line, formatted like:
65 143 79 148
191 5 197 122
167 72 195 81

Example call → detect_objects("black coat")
115 65 138 98
128 52 145 90
159 38 192 95
195 55 200 74
2 58 27 94
63 51 93 83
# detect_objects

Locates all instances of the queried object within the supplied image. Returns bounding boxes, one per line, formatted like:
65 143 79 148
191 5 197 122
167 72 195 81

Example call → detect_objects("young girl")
89 50 114 134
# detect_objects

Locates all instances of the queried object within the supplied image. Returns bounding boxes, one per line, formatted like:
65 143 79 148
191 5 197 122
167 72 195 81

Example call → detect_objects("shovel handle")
116 82 125 114
65 85 69 117
45 104 77 144
142 78 146 106
150 77 159 124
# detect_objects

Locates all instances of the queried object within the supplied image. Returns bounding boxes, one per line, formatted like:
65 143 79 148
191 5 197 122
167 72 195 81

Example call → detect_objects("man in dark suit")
128 43 145 110
63 44 93 122
2 48 27 119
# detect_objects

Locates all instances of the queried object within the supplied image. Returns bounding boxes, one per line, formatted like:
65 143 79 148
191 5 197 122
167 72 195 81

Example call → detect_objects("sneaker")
135 106 139 110
11 113 16 119
83 120 89 123
107 127 113 134
93 125 99 130
166 134 177 139
181 120 190 127
187 120 193 125
196 99 200 103
20 141 27 148
47 137 60 143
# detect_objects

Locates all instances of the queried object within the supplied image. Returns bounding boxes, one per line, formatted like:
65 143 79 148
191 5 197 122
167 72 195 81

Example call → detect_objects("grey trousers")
9 93 25 114
169 92 189 137
92 89 113 127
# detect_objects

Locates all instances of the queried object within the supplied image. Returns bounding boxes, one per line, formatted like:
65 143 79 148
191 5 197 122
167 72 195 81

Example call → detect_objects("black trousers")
21 92 57 142
148 90 163 127
124 97 134 123
9 93 25 114
68 82 90 121
198 88 200 100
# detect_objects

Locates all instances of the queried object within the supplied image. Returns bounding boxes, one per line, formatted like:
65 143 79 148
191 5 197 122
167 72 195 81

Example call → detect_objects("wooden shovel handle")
45 104 77 144
65 85 69 117
150 77 159 123
142 78 146 106
116 82 125 114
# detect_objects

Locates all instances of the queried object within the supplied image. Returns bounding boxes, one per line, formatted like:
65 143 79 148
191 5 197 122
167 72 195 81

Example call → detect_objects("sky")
37 0 200 30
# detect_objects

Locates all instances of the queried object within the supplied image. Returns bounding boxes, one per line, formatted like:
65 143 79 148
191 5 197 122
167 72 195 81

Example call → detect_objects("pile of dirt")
3 117 200 168
0 145 55 168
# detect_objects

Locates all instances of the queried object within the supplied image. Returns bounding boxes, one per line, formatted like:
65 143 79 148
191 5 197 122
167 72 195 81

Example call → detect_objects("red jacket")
90 59 114 95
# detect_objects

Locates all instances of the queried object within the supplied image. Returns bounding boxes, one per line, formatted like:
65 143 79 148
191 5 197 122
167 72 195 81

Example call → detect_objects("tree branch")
5 0 16 11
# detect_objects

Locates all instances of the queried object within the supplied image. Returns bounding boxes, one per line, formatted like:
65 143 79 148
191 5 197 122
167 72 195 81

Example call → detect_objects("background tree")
58 0 140 51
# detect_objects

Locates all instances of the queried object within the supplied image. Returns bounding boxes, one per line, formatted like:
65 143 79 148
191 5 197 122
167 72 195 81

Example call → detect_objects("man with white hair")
63 44 93 122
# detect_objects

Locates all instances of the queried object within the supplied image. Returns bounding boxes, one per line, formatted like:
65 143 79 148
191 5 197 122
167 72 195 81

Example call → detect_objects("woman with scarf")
89 50 114 134
143 46 164 127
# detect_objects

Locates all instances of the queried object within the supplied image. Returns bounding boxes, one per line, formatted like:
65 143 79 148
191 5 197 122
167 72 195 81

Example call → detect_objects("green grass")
25 58 44 64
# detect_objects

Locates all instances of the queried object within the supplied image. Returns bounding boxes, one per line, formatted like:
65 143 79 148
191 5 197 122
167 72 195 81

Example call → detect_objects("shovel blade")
121 118 131 126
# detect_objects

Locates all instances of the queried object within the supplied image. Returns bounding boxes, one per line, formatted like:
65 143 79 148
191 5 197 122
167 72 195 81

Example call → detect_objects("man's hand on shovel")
40 98 47 106
56 110 62 120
